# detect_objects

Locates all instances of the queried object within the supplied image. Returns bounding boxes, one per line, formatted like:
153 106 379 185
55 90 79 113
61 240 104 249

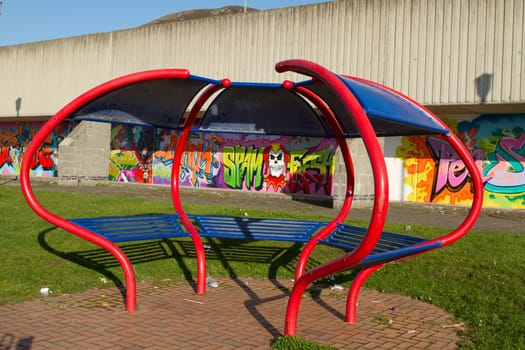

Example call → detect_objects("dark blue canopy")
70 71 447 138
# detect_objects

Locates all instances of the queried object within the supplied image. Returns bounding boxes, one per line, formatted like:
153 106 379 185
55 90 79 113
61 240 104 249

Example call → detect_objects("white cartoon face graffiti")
268 148 285 177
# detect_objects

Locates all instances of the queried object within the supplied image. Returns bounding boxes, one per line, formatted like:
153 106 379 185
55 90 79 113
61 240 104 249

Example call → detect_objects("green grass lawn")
1 185 524 349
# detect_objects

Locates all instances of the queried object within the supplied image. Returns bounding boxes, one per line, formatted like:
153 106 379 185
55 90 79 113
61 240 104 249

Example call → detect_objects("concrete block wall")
57 121 111 181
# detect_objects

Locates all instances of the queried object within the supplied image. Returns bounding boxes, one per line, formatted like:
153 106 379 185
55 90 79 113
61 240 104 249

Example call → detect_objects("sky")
0 0 331 47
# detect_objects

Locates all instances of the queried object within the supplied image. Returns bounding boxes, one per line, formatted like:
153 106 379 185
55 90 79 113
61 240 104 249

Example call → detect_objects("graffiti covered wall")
0 121 76 177
109 125 337 196
396 114 525 209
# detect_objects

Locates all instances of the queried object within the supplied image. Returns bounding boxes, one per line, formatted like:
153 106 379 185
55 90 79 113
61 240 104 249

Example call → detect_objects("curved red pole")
345 264 383 323
21 127 137 310
342 131 484 323
171 79 231 295
276 59 389 336
20 69 191 311
346 76 484 246
433 133 483 245
286 83 355 280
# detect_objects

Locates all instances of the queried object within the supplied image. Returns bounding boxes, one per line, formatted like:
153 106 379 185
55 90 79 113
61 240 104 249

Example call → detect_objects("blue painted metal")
69 214 327 243
70 214 441 265
337 76 448 134
69 215 188 242
191 215 325 242
319 223 442 269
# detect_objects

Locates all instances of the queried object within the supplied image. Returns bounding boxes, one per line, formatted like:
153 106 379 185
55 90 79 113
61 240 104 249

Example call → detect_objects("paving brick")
0 278 460 349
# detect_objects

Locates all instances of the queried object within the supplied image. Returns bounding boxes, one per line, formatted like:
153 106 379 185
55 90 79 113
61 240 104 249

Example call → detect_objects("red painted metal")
20 69 191 311
327 76 483 325
340 133 483 326
276 59 389 336
171 80 230 295
19 61 483 331
279 63 484 335
346 76 484 246
345 264 383 323
288 84 355 280
338 82 484 325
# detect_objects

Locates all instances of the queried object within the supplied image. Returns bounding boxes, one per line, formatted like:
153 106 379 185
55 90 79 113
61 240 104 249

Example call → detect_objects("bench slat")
320 223 442 269
70 215 188 242
192 215 325 242
69 214 325 243
68 216 442 269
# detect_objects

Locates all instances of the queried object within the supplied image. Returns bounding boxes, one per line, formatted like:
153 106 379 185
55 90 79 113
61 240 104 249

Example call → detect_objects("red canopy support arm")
20 69 191 311
276 59 389 336
171 79 231 295
287 82 355 280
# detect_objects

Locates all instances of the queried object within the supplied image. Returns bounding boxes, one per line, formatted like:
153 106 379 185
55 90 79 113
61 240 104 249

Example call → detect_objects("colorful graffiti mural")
0 121 75 177
109 125 155 183
397 114 525 208
109 125 337 196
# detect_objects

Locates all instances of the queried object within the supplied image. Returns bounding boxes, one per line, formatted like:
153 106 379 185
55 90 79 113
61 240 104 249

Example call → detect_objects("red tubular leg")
284 273 315 336
346 265 383 323
20 69 192 311
278 59 389 335
20 125 138 311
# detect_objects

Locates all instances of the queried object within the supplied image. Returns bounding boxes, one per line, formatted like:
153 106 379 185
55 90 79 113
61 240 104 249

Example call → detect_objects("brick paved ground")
0 277 461 350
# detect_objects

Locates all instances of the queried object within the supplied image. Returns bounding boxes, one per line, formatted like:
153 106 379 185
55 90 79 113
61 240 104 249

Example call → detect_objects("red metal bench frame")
19 59 483 337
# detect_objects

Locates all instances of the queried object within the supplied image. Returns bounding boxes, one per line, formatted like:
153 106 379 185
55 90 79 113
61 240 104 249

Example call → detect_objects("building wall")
1 0 524 118
58 121 111 180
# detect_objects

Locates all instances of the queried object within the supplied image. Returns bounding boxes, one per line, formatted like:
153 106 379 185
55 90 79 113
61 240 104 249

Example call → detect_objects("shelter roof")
70 69 448 138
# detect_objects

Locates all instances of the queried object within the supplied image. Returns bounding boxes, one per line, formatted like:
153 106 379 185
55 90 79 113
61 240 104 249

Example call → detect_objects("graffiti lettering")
223 145 264 190
152 133 223 187
111 125 336 196
154 132 179 166
427 134 525 198
427 137 489 198
30 148 55 171
484 134 525 194
0 147 11 168
0 121 75 176
180 135 222 187
288 148 333 195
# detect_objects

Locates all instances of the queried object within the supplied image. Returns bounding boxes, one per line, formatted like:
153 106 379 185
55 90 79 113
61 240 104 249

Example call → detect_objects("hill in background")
141 6 259 26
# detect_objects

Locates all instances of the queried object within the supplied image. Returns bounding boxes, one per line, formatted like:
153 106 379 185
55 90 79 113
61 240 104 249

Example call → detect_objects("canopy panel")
67 69 447 138
339 76 448 135
300 77 448 137
71 77 214 129
196 84 331 137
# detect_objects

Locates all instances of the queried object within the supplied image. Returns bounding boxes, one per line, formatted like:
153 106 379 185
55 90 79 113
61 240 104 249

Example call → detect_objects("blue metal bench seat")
319 224 443 269
69 215 188 243
192 215 325 242
69 214 326 243
70 215 439 268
